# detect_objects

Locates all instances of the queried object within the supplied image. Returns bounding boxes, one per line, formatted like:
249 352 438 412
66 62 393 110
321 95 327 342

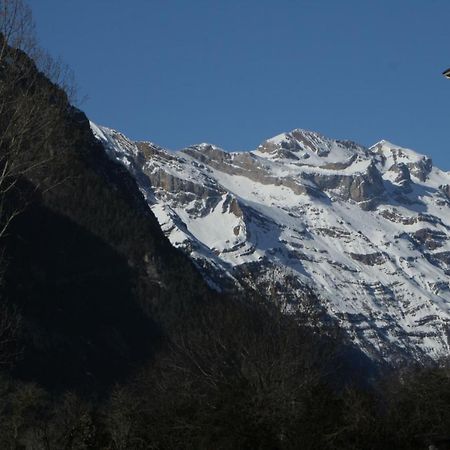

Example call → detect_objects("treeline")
0 296 450 449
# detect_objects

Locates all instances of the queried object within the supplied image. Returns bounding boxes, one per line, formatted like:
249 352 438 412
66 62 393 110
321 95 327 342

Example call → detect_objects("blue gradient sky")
28 0 450 168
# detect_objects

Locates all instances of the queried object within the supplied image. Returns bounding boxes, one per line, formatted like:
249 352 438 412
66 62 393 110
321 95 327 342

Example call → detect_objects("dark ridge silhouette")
5 187 160 391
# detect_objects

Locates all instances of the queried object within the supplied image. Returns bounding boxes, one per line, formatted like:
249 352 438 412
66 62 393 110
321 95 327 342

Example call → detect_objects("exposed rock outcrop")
93 124 450 364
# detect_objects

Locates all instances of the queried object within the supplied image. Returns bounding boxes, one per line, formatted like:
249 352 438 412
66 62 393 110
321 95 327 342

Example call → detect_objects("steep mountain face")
92 124 450 363
0 43 212 390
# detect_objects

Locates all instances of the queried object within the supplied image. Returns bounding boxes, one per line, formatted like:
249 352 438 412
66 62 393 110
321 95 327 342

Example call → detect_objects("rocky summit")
91 123 450 363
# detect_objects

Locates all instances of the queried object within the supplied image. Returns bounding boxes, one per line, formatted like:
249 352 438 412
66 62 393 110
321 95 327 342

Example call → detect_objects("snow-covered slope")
91 123 450 363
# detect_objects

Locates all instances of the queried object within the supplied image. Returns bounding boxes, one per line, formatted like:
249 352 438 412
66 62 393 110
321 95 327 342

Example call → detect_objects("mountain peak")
370 139 432 181
93 121 450 362
255 128 367 165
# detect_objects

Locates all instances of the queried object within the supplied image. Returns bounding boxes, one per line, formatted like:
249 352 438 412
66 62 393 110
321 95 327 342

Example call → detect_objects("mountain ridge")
92 122 450 363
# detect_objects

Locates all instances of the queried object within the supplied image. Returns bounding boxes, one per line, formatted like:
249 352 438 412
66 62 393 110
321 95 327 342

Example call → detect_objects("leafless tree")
0 0 81 235
0 0 79 367
0 0 36 59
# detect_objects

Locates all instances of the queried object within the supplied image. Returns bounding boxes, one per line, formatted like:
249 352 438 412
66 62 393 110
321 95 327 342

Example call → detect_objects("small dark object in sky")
443 68 450 78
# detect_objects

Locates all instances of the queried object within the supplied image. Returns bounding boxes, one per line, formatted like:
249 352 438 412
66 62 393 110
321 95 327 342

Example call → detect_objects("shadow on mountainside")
4 186 161 392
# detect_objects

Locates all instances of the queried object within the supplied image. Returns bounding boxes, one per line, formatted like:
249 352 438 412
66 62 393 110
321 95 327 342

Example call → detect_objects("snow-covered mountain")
91 123 450 363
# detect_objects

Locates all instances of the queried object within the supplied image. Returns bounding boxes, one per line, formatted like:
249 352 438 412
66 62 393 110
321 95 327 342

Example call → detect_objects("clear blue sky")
28 0 450 168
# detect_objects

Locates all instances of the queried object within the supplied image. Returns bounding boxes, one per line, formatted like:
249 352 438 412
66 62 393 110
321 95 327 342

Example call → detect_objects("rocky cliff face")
92 124 450 363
